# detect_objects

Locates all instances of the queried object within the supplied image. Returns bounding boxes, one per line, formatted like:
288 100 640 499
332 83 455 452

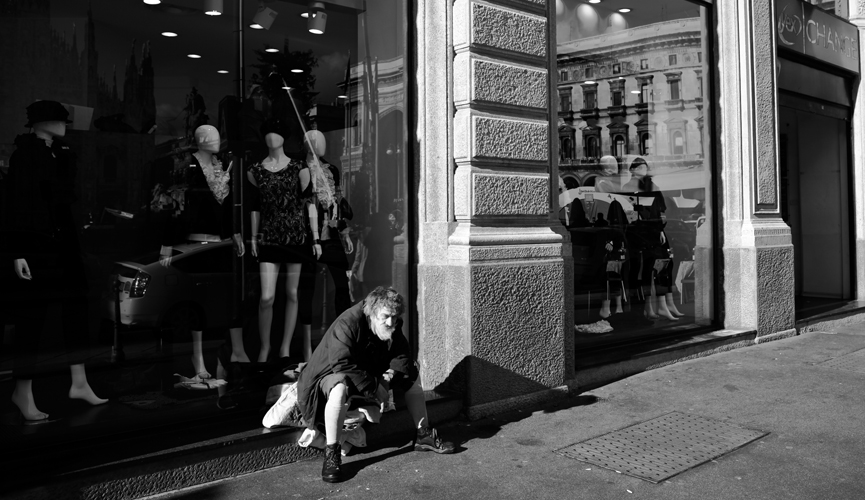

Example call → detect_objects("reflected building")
556 18 707 188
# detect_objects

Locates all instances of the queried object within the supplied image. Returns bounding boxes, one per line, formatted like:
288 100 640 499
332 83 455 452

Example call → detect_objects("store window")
556 0 715 352
1 0 409 465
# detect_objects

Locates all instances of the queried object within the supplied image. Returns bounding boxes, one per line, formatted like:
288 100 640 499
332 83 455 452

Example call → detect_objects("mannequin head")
628 156 648 177
194 125 220 153
261 118 292 151
599 155 619 176
25 100 71 140
304 130 326 157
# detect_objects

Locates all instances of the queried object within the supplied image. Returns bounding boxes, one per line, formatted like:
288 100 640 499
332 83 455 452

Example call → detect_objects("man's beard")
373 323 394 340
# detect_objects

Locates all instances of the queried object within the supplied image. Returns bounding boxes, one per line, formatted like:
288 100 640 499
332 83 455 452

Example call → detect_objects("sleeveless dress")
249 158 311 263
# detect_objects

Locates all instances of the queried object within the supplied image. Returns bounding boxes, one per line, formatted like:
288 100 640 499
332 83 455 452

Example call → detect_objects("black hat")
260 117 292 141
25 100 71 127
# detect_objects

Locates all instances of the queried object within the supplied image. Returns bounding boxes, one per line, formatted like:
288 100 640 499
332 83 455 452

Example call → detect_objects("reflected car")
104 241 239 336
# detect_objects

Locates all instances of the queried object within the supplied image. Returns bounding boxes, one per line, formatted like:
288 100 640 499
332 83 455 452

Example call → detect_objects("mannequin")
248 118 317 363
298 130 354 344
1 101 107 422
621 156 680 321
159 125 248 378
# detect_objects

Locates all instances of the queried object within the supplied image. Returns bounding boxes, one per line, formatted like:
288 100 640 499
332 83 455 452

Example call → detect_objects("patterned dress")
249 158 310 263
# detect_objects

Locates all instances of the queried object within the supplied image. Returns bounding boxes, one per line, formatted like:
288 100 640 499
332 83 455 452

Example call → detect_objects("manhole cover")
555 412 768 483
819 348 865 373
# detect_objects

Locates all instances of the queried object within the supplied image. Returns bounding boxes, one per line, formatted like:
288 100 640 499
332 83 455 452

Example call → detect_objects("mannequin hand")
232 234 245 257
159 246 173 267
14 259 32 280
660 232 667 245
312 243 322 260
343 236 354 254
251 239 259 257
605 241 614 252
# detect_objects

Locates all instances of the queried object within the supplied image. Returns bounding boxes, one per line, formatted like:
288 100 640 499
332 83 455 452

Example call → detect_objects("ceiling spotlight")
585 80 596 84
251 2 278 30
588 0 601 4
143 0 161 5
265 47 279 53
308 12 327 34
307 2 326 34
282 86 292 90
217 70 229 74
188 54 202 59
337 94 348 99
618 8 632 13
290 68 303 73
204 0 223 15
161 31 178 37
630 90 640 94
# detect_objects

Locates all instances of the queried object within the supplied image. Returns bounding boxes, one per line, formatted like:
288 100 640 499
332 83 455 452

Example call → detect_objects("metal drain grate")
555 412 768 483
820 348 865 374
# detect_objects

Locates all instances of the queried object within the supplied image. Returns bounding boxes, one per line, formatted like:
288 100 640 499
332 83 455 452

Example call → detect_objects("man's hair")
363 286 405 318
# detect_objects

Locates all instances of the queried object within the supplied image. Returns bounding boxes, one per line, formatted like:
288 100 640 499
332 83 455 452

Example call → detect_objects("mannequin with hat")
247 118 318 363
1 100 107 422
159 125 248 379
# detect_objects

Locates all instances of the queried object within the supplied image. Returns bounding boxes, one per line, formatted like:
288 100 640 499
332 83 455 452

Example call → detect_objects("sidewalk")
142 323 865 500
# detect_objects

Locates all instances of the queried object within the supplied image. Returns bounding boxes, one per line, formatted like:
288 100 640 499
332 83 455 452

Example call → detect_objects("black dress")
0 134 89 377
248 158 311 264
162 154 243 330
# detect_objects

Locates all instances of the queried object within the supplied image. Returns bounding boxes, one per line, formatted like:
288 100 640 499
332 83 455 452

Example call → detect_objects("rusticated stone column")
717 0 796 340
416 0 574 419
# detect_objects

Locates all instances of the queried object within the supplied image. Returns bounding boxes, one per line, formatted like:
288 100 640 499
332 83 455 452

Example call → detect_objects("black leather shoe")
415 427 455 454
321 443 344 483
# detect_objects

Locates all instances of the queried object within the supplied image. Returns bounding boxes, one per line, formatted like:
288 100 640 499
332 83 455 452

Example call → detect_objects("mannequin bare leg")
229 327 250 363
68 364 108 405
301 324 313 362
600 300 611 319
644 295 659 319
257 262 282 362
277 264 303 359
614 296 623 314
190 330 210 378
11 379 48 421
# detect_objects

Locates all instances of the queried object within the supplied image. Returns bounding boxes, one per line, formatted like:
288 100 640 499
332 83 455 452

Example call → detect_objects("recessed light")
585 80 596 84
337 94 348 99
217 70 229 74
588 0 601 4
631 90 641 94
265 47 279 53
282 86 292 90
161 32 178 37
290 68 303 73
300 12 310 18
619 8 632 13
143 0 161 5
250 23 264 29
187 54 201 59
205 10 222 16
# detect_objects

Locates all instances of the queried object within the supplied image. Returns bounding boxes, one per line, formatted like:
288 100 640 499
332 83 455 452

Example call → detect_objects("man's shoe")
321 443 344 483
415 426 455 454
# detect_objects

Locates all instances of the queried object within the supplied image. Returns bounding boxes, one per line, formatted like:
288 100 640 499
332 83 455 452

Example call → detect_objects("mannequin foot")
665 294 685 317
257 346 271 363
644 298 659 320
230 352 251 363
191 355 211 379
11 389 48 421
614 297 624 314
69 385 108 406
599 300 611 319
655 298 679 321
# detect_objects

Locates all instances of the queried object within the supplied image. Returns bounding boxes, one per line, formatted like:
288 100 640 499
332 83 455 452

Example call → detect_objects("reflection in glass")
556 0 713 345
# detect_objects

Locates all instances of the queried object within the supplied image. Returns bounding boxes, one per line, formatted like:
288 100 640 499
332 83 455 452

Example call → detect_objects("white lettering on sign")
777 3 859 61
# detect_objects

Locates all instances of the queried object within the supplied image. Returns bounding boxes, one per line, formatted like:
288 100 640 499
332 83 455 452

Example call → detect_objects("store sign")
775 0 860 73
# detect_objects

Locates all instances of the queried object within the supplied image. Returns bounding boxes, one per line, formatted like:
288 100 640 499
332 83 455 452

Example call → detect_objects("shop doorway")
779 97 852 309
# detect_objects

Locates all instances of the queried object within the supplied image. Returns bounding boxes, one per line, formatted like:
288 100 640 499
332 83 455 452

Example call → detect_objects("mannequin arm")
13 258 32 280
299 167 310 192
308 203 321 259
250 211 261 257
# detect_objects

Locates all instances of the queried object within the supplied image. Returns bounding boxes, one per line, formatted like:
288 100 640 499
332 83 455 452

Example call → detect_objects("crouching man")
296 286 454 483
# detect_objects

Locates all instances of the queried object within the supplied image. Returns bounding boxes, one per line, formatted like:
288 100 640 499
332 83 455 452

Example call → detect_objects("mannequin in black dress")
159 125 247 378
248 119 319 363
2 101 107 422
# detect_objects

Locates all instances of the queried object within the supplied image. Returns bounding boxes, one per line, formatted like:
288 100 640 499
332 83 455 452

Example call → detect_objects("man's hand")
13 259 32 280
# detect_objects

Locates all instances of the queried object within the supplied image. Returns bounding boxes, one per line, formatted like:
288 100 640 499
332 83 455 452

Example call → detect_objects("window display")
556 0 714 348
0 0 408 467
